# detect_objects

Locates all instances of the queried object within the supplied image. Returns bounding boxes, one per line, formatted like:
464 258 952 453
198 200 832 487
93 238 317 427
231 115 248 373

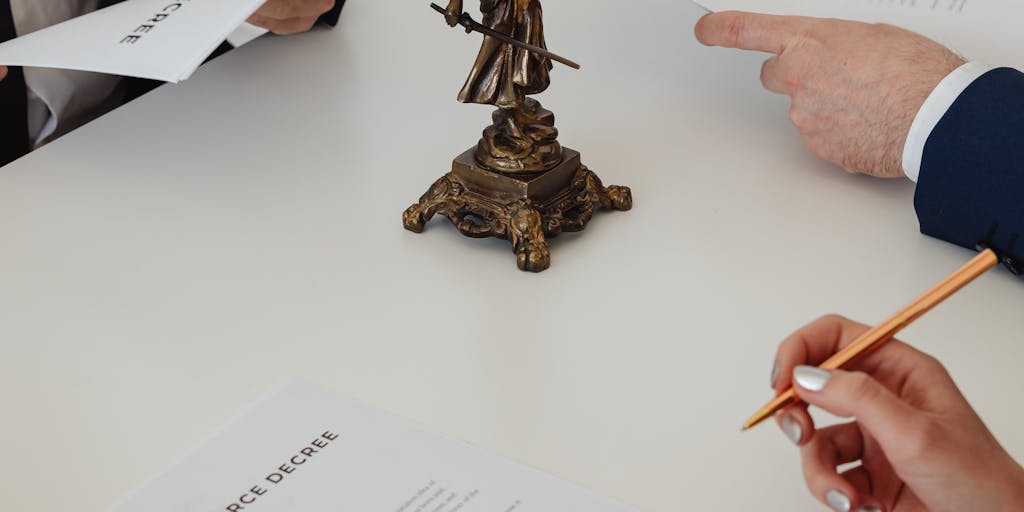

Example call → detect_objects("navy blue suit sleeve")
318 1 346 26
914 67 1024 274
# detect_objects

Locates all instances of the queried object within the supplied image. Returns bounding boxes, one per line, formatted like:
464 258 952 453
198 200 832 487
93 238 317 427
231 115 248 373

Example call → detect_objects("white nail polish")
826 489 851 512
793 365 831 392
780 414 801 445
770 360 780 386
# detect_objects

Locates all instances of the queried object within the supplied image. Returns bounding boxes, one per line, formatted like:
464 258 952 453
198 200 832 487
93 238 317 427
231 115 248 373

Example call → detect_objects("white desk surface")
1 1 1022 510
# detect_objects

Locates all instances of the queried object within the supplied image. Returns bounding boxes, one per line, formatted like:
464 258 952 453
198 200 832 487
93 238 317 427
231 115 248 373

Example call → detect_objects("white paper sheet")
694 0 1024 70
109 381 636 512
0 0 268 83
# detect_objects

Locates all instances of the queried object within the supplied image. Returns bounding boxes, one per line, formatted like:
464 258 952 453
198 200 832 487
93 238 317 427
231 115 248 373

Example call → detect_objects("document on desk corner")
692 0 1024 70
0 0 268 82
110 381 636 512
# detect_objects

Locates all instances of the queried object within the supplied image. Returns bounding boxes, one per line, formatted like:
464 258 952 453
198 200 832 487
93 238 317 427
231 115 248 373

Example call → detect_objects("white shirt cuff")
901 61 997 182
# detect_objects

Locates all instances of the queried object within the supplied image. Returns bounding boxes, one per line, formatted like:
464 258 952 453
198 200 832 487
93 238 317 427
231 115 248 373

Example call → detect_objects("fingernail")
780 414 801 445
827 487 851 512
859 506 882 512
793 365 831 392
826 489 851 512
770 360 780 386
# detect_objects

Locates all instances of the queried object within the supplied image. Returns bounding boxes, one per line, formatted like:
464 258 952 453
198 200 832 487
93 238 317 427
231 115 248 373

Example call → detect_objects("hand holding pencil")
746 250 1024 510
767 315 1024 512
745 249 1001 430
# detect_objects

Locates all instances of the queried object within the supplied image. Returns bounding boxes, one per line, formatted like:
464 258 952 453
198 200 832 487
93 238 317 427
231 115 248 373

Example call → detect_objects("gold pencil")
742 248 1000 431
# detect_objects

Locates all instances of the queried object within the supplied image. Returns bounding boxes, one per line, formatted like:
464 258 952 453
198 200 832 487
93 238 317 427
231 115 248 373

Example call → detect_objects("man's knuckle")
804 136 822 155
788 105 808 128
810 145 832 162
759 61 770 80
771 59 803 90
782 73 804 95
802 138 823 159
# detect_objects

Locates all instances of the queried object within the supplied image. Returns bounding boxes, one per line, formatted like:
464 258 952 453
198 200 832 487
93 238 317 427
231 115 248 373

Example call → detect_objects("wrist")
901 60 995 182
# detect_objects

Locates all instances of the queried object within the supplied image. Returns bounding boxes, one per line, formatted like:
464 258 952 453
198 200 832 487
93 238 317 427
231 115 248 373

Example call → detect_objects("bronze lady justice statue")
403 0 631 272
446 0 560 172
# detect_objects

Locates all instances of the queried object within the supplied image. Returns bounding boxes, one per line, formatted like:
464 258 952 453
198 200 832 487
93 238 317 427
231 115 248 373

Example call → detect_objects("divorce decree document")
110 381 635 512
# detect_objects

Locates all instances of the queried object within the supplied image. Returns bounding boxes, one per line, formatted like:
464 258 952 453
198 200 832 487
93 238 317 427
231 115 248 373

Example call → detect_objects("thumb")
792 365 925 448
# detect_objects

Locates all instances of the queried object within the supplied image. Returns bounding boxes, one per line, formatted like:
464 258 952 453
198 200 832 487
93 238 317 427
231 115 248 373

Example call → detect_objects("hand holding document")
0 0 269 82
110 381 636 512
694 0 1024 69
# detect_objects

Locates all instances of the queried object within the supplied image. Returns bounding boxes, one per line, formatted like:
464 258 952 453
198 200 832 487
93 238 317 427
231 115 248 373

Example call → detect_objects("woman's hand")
771 315 1024 511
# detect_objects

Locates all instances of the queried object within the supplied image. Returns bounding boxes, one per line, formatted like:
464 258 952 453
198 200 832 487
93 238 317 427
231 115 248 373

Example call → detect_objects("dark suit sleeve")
913 67 1024 274
318 0 346 26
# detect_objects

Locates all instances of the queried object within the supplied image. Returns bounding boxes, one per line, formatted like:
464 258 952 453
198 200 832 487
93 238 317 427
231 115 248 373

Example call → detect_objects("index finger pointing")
694 11 806 54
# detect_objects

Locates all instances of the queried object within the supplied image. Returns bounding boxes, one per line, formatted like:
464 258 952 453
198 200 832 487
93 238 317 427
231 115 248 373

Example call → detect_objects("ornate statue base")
403 147 632 272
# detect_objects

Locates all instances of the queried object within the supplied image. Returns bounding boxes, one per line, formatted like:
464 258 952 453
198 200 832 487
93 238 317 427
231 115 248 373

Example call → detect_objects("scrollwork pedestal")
403 147 631 272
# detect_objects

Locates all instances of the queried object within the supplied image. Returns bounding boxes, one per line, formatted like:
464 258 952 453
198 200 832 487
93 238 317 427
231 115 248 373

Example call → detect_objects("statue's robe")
458 0 553 109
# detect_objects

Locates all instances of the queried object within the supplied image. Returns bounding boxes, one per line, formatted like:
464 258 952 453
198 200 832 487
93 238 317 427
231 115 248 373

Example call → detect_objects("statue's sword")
430 3 581 70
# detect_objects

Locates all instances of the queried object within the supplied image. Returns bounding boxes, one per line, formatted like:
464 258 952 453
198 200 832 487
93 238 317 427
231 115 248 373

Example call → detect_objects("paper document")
694 0 1024 70
0 0 268 82
110 381 636 512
